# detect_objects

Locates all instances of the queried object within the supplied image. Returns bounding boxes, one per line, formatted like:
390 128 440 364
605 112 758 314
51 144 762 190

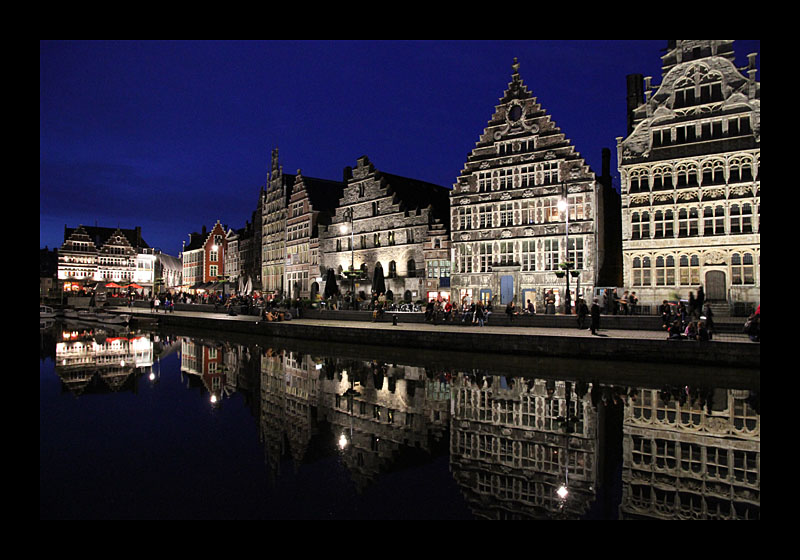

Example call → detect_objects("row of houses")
50 40 759 312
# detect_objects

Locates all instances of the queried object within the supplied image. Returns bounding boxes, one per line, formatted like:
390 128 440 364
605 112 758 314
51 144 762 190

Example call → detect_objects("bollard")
392 315 398 326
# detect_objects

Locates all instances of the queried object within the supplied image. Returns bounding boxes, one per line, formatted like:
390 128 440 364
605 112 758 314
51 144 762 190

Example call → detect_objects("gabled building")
618 40 760 311
450 59 617 312
181 221 227 291
285 170 345 300
58 225 154 293
321 155 449 303
261 149 292 297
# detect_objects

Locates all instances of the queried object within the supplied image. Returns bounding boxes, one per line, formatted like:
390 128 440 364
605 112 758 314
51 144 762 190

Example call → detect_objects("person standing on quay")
590 298 601 335
578 298 589 330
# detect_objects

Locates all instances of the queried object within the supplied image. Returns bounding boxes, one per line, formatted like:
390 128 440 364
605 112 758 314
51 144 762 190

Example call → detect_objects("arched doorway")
705 270 726 302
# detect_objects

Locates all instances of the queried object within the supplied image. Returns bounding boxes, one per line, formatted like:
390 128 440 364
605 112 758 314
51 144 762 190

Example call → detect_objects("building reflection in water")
45 324 760 520
621 386 760 520
54 323 167 395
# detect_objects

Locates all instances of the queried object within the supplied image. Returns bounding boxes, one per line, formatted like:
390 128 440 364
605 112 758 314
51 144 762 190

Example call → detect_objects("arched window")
388 260 397 278
407 259 416 278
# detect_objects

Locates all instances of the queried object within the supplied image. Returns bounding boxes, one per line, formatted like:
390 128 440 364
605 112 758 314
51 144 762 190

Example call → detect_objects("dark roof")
64 225 149 249
379 172 451 224
303 176 345 215
183 231 207 252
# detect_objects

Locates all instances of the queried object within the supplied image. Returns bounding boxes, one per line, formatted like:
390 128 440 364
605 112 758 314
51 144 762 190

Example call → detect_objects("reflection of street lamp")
557 198 572 315
338 371 359 451
556 381 576 509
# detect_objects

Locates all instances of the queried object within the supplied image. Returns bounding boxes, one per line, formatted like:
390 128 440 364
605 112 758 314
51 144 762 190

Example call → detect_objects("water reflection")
40 322 760 520
54 323 178 395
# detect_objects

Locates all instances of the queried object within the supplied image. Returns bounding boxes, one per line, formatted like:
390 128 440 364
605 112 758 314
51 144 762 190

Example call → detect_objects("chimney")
625 73 644 135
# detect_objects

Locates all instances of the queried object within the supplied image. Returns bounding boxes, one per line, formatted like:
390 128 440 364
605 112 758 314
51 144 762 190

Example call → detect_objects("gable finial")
512 57 520 76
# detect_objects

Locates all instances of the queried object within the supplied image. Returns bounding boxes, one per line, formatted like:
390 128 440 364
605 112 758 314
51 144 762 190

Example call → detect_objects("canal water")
40 321 760 520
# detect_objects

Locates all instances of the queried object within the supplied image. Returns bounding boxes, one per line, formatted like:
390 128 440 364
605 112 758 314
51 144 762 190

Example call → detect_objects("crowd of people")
659 286 715 341
141 285 759 343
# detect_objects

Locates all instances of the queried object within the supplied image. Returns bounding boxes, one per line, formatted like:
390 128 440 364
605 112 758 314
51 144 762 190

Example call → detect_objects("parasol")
323 268 339 299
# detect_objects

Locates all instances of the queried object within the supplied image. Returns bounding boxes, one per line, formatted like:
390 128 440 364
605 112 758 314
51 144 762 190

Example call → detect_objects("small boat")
95 312 131 325
40 305 57 318
63 309 79 319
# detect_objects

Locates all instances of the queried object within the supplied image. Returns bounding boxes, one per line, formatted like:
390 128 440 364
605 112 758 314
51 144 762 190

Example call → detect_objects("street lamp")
340 208 355 307
557 198 572 315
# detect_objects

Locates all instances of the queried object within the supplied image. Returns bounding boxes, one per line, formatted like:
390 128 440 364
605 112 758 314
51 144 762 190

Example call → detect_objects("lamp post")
557 198 572 315
340 208 355 307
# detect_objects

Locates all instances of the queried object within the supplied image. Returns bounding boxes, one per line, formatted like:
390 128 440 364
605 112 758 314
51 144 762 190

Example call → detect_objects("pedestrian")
578 298 589 329
154 295 161 313
702 302 715 337
744 313 760 342
475 301 485 327
621 291 629 316
660 300 671 329
545 291 556 314
590 298 600 335
506 300 516 322
628 291 638 315
696 285 705 313
697 321 710 341
150 296 155 313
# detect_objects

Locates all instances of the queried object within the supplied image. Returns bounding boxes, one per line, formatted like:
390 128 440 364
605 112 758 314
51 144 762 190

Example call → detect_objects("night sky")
40 40 760 256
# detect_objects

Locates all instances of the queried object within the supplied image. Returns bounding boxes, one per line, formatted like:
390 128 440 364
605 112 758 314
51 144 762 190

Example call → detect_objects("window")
704 205 726 236
567 237 584 270
458 245 473 273
457 206 472 230
731 252 756 285
544 239 559 271
519 166 534 188
540 161 559 185
568 193 587 220
730 203 753 234
477 171 491 192
655 255 675 286
521 240 536 271
520 200 535 225
543 198 559 223
498 241 514 265
679 255 700 285
632 256 651 286
499 203 514 227
479 205 493 228
640 211 650 238
479 243 493 272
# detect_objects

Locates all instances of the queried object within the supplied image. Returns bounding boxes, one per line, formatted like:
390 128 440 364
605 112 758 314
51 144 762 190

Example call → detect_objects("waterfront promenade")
114 304 760 374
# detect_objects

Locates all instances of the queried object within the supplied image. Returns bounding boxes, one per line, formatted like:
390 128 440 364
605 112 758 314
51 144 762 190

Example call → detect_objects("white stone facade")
450 59 605 312
618 40 760 310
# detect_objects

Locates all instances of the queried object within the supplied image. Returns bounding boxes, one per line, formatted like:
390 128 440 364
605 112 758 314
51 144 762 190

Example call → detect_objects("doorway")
500 275 514 304
705 270 726 301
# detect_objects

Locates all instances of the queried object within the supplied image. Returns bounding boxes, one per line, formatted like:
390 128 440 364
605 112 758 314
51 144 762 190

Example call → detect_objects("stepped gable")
457 57 593 189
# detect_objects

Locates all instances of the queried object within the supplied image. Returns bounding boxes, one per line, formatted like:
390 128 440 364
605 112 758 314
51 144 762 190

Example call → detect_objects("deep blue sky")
40 40 760 256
